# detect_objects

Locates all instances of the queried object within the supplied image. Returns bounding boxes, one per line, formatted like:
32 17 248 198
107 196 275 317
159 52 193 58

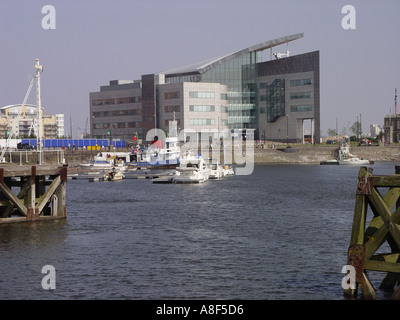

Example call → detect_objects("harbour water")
0 162 397 300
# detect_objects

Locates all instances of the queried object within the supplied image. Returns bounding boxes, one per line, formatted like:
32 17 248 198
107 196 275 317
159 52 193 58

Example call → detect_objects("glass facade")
200 52 261 130
166 51 262 130
265 79 285 122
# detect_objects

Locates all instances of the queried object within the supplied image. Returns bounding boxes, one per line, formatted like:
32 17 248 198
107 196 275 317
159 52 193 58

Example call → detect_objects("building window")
189 105 215 112
165 105 180 113
220 93 228 100
189 91 215 99
165 92 180 99
291 105 313 112
266 79 285 122
290 92 313 99
189 118 215 125
290 78 313 86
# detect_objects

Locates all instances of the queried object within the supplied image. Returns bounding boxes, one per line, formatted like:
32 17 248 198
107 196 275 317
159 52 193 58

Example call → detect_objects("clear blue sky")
1 0 399 137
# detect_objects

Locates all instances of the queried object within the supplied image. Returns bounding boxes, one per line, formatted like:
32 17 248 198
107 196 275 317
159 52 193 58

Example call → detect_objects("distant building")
90 33 320 143
384 114 400 143
0 104 65 139
370 124 381 138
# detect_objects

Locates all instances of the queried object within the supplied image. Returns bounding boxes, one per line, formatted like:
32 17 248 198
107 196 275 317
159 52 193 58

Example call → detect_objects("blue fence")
21 139 126 149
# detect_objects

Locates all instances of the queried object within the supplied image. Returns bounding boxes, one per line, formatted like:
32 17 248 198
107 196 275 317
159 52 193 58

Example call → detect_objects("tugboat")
320 138 374 165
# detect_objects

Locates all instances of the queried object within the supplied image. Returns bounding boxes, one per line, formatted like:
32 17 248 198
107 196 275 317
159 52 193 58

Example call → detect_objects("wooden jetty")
0 164 67 223
345 166 400 299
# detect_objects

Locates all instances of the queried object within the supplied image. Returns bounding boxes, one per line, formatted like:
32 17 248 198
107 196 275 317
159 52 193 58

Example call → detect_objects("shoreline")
1 145 399 166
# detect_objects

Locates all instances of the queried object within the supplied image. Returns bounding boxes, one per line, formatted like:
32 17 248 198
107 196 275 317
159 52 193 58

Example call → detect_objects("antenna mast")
35 59 43 164
395 88 398 115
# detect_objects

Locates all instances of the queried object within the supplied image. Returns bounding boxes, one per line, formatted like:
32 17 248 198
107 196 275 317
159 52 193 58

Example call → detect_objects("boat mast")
35 59 43 164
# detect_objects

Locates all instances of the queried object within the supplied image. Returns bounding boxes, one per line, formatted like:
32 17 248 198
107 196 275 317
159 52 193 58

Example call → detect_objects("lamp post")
286 114 289 146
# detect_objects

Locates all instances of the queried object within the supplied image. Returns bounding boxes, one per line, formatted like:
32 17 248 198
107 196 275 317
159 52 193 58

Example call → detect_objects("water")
0 162 398 300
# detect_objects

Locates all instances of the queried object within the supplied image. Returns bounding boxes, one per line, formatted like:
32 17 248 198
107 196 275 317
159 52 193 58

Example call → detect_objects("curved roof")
160 33 304 77
1 104 39 110
1 104 53 116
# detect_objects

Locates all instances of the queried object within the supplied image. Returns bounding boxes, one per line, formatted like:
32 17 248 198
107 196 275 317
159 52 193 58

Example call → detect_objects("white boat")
173 151 210 183
320 139 374 165
209 161 223 180
80 152 130 171
136 120 180 168
103 169 125 181
338 157 371 165
136 136 180 168
337 141 373 165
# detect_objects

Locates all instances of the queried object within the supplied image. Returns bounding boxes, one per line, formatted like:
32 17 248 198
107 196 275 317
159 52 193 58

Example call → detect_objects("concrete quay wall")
252 146 400 164
3 145 400 165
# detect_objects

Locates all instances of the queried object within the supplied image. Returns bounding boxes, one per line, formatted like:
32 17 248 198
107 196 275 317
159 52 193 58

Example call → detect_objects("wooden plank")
0 165 65 178
0 183 27 216
383 187 400 211
350 195 368 245
36 176 60 214
378 254 400 291
369 188 400 249
359 272 377 300
365 224 389 260
365 260 400 273
373 176 400 187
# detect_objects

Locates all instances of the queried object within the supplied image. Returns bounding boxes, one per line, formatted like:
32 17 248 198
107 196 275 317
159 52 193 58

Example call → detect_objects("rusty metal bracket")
357 176 374 195
347 244 366 282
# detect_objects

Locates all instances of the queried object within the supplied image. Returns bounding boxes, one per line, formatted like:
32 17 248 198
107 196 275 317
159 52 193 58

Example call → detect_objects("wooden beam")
0 182 27 216
365 260 400 273
369 188 400 249
373 176 400 187
359 272 377 300
36 176 61 214
350 195 368 245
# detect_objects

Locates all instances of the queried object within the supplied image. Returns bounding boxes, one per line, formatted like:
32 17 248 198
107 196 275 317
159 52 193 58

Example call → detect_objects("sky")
1 0 399 138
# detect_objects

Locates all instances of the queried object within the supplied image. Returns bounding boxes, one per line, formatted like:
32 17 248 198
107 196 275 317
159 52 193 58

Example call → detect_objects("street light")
286 114 289 145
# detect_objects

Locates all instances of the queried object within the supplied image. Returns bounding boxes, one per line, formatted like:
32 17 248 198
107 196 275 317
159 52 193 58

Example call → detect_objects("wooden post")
345 166 400 300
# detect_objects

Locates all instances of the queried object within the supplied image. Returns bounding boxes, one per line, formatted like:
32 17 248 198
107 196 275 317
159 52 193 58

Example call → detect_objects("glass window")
189 91 215 99
290 78 313 86
165 105 180 113
290 92 313 99
290 105 313 112
189 105 215 112
189 118 215 125
164 92 180 99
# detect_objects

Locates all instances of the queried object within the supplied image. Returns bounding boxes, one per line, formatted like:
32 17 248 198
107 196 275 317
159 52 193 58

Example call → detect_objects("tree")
350 121 361 136
327 128 336 136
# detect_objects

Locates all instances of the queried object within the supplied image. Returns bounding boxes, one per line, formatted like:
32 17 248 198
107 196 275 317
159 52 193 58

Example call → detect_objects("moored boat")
173 151 210 183
103 169 125 181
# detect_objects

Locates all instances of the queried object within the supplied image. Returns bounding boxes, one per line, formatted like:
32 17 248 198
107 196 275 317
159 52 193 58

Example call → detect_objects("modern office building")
0 104 65 139
90 33 320 143
384 114 400 143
